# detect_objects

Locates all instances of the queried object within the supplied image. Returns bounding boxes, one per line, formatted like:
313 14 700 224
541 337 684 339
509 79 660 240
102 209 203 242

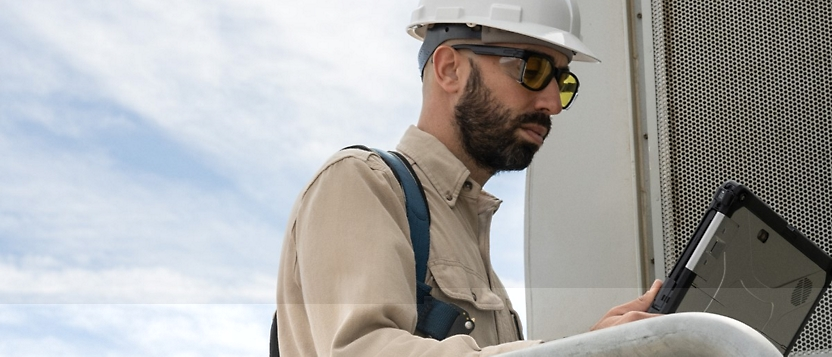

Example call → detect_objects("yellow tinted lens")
522 56 553 89
559 73 578 108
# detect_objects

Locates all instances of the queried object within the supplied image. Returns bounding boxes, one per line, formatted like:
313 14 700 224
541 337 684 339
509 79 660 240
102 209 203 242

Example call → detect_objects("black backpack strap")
270 312 279 357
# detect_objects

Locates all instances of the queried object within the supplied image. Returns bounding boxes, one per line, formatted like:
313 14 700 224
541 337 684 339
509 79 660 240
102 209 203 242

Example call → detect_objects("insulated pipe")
498 312 781 357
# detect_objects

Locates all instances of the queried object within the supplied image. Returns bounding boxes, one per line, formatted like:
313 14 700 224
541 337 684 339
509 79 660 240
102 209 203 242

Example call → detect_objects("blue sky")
0 1 530 355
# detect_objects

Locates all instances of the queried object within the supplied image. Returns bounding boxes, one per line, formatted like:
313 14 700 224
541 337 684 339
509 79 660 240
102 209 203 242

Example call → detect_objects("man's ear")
430 45 466 93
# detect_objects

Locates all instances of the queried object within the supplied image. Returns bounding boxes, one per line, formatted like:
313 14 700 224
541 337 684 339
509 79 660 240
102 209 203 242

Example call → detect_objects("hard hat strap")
418 24 483 78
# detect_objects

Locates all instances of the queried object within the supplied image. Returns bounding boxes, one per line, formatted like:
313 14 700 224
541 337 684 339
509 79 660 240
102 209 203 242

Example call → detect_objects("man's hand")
590 279 663 331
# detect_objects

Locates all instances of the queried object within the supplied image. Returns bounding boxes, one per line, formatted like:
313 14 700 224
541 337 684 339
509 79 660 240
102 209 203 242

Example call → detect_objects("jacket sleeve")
282 151 540 356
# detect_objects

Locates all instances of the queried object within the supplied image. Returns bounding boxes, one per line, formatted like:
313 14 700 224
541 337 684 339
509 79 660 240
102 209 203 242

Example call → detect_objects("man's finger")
638 280 662 300
614 280 663 312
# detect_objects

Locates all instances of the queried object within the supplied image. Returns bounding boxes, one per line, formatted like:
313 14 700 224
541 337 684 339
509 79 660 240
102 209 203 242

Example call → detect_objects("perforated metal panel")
650 0 832 354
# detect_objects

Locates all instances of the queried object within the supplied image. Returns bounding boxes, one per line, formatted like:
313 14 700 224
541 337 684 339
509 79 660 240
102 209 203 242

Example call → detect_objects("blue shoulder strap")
371 149 474 340
371 150 431 288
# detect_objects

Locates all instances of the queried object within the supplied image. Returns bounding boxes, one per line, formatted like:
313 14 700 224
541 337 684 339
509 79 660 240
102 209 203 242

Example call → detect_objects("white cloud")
0 258 274 303
0 129 279 270
0 129 279 306
0 304 273 357
3 0 424 207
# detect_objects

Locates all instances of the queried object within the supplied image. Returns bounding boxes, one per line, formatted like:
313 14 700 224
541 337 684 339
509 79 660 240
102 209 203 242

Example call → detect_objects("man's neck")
415 120 493 186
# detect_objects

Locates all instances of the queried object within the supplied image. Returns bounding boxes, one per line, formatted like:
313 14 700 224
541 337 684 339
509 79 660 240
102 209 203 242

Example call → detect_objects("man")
276 0 662 355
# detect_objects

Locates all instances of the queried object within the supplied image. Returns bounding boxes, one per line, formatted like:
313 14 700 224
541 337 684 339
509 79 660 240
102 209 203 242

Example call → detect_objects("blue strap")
371 149 474 340
417 295 460 337
371 150 431 288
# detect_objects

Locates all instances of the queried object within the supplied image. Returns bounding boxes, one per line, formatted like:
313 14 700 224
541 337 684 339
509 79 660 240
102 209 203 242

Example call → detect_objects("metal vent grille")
650 0 832 354
793 278 813 307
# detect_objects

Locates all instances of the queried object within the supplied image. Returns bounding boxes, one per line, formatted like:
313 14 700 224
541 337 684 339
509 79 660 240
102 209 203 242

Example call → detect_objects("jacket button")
445 193 453 201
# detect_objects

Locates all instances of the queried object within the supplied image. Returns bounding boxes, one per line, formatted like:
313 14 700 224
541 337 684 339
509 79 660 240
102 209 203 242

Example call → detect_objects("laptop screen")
650 181 832 355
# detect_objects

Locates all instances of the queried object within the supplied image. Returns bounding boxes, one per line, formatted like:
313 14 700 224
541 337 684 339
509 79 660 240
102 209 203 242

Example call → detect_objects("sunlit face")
453 59 552 173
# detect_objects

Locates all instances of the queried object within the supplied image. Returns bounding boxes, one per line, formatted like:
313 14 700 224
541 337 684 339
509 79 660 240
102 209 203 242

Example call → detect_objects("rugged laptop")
649 180 832 355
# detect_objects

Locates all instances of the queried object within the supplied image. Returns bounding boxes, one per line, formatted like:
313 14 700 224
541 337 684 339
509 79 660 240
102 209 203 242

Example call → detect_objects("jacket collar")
397 126 475 208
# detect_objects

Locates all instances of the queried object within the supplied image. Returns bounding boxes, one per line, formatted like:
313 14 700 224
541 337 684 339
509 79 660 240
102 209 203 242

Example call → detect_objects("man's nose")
534 81 563 116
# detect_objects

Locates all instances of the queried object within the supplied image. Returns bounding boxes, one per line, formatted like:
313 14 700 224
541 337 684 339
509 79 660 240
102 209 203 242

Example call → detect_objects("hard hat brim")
408 20 600 63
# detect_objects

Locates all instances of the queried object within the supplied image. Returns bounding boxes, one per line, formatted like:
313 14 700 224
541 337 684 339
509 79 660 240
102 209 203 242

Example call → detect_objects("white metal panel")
524 0 645 339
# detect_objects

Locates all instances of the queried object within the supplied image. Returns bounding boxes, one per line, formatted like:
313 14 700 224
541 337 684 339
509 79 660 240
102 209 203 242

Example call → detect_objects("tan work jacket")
276 126 541 356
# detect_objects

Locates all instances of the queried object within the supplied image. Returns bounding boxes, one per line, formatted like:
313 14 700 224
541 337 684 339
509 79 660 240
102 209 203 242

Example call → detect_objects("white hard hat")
408 0 600 74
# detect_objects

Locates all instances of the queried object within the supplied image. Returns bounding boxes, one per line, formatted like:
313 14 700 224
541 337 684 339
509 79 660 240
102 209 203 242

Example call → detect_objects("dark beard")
454 60 552 174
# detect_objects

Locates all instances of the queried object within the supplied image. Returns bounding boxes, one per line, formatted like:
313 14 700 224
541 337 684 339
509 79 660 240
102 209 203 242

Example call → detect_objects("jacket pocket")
429 261 505 311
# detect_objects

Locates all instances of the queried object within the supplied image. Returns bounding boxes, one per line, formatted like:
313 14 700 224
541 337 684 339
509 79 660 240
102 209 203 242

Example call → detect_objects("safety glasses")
451 44 580 109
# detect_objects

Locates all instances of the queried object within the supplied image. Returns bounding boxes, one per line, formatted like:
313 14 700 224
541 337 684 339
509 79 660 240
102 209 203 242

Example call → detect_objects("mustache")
517 111 552 129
